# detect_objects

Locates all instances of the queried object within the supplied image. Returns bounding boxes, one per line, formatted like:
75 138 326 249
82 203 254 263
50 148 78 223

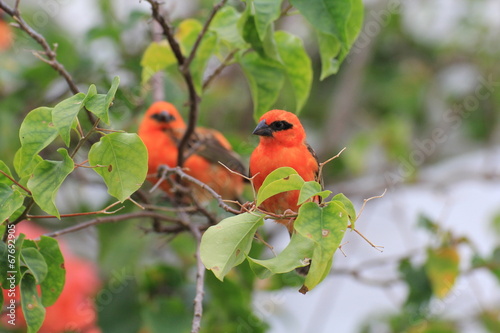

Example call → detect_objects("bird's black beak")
252 119 273 137
151 110 175 123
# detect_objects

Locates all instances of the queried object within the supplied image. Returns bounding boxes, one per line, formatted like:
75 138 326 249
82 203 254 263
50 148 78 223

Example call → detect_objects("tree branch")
189 222 205 333
0 0 97 124
41 211 187 239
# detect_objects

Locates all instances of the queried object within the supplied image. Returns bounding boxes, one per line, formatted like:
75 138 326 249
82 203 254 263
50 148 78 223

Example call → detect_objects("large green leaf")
84 76 120 125
294 201 349 293
37 236 65 307
251 0 282 41
0 184 25 223
20 273 46 333
200 212 264 281
27 148 74 218
21 247 48 285
248 232 315 279
239 51 284 121
52 93 86 146
17 107 59 176
275 31 312 112
240 8 279 61
291 0 363 79
256 167 304 207
88 132 148 202
210 6 247 50
141 41 177 84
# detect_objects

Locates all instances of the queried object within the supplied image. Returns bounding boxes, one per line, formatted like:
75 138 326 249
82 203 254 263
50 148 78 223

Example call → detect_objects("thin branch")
189 222 205 333
27 201 124 219
155 165 242 215
356 188 387 220
0 169 31 194
41 211 186 239
183 0 228 71
352 227 384 252
0 0 96 124
202 49 238 90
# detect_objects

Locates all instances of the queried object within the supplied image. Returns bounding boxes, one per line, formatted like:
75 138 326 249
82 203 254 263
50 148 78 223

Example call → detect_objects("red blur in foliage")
1 222 101 333
0 11 13 51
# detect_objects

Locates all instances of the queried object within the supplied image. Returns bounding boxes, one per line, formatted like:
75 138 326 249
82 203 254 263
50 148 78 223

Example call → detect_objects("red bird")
249 109 320 232
138 101 245 202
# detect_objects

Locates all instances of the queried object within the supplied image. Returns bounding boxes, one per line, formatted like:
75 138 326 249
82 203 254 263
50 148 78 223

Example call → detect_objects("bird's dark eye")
151 110 175 123
270 120 293 132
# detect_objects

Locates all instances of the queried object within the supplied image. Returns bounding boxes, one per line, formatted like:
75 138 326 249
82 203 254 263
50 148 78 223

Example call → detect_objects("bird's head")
139 101 186 134
252 110 306 146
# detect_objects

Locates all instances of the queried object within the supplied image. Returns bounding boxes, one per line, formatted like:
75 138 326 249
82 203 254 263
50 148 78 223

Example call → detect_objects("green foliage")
201 167 355 293
140 0 364 119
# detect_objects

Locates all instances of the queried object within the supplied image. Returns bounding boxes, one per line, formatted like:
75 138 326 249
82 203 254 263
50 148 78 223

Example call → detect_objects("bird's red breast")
249 109 320 232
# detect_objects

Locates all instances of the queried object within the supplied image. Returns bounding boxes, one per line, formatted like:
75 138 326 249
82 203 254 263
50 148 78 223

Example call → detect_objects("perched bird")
249 109 320 233
138 101 245 203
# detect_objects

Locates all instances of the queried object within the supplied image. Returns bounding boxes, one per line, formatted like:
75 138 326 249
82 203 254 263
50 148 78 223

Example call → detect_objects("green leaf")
200 212 264 281
17 107 59 176
141 41 177 84
317 31 341 79
248 232 315 279
14 149 43 179
294 201 349 293
88 132 148 202
52 93 86 146
1 233 25 286
400 258 433 311
0 160 13 185
84 76 120 125
331 193 356 224
239 52 284 121
20 273 46 333
275 31 312 112
240 9 279 60
210 6 247 50
27 148 74 218
291 0 364 79
425 246 460 299
256 168 305 207
251 0 282 41
21 247 48 284
0 184 25 223
298 181 332 205
37 236 65 307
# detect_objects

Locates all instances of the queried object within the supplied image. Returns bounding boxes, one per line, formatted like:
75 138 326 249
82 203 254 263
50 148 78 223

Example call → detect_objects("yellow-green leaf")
425 246 460 298
256 167 305 207
20 273 46 333
52 93 86 146
140 41 177 84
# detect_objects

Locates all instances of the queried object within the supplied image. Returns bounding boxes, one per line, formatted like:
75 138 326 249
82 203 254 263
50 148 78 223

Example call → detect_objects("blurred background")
1 0 500 332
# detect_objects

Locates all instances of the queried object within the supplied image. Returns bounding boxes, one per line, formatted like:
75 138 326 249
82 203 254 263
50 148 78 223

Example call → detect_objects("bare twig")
352 227 384 252
356 188 387 220
41 211 186 239
318 147 346 179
